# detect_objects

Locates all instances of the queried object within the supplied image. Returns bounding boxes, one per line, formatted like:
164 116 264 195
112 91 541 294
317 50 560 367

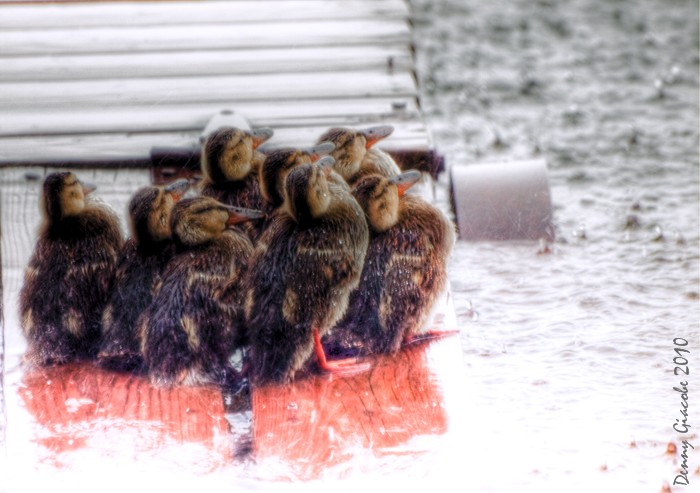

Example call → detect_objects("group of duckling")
19 124 455 389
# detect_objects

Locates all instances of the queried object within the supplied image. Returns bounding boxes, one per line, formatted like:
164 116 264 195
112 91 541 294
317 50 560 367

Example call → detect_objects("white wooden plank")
0 98 420 137
0 122 431 164
0 45 413 82
269 122 431 149
0 70 418 110
0 19 410 56
0 0 409 30
0 0 430 167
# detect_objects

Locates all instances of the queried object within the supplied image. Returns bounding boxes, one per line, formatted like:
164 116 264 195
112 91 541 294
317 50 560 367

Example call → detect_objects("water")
410 0 700 490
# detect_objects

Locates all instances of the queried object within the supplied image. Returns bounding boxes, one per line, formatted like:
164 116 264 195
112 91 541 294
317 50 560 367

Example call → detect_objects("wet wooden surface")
0 164 460 487
0 0 462 487
17 363 231 464
0 0 433 166
252 335 456 481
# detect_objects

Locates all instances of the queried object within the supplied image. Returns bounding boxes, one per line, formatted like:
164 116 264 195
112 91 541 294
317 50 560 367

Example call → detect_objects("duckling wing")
400 196 455 292
19 235 70 340
376 198 454 348
20 213 121 363
55 213 120 338
100 240 169 368
140 263 194 384
328 231 392 355
244 217 294 329
142 244 241 385
288 220 366 328
378 246 426 353
244 217 312 383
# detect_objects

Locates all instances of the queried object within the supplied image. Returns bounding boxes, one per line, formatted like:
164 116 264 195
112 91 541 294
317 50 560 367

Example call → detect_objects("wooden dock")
0 0 462 488
0 0 436 167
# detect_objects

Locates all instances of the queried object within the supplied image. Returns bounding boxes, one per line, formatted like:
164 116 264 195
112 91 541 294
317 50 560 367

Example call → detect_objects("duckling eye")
341 135 354 149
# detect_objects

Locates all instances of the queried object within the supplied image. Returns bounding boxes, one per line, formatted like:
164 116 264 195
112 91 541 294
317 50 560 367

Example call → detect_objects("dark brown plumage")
138 196 263 388
97 179 189 372
19 172 124 367
244 160 370 384
316 125 400 185
326 171 456 356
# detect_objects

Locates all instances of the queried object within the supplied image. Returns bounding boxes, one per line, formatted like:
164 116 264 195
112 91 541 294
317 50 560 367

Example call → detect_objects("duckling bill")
19 172 123 366
139 196 263 388
98 178 190 372
317 125 401 185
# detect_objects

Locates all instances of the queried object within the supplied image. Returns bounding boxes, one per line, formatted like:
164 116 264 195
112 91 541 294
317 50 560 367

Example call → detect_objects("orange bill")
225 205 266 226
250 127 274 149
306 141 335 161
361 125 394 149
164 178 190 201
390 169 422 197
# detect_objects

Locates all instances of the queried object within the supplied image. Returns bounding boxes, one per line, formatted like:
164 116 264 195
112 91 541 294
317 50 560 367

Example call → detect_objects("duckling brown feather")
98 186 181 373
245 164 368 384
200 176 264 212
19 173 123 366
140 197 254 387
329 190 454 355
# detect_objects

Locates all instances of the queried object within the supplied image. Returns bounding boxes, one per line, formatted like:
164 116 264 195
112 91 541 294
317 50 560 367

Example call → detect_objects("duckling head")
259 142 335 207
284 157 335 224
171 196 265 247
41 171 96 223
352 170 421 232
129 178 190 246
201 126 274 183
316 125 394 181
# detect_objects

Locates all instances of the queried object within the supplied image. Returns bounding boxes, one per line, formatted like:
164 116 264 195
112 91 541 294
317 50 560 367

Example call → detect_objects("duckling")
316 125 400 185
97 178 190 372
19 172 124 367
199 126 274 210
138 196 263 388
258 142 336 214
327 171 456 356
244 159 370 384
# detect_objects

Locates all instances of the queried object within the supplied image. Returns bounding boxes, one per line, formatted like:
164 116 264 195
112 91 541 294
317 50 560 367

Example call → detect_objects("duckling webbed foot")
313 328 370 376
404 329 459 346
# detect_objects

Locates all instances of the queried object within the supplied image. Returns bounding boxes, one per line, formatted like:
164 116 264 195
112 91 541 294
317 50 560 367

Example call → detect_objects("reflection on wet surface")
252 339 449 481
18 362 231 470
